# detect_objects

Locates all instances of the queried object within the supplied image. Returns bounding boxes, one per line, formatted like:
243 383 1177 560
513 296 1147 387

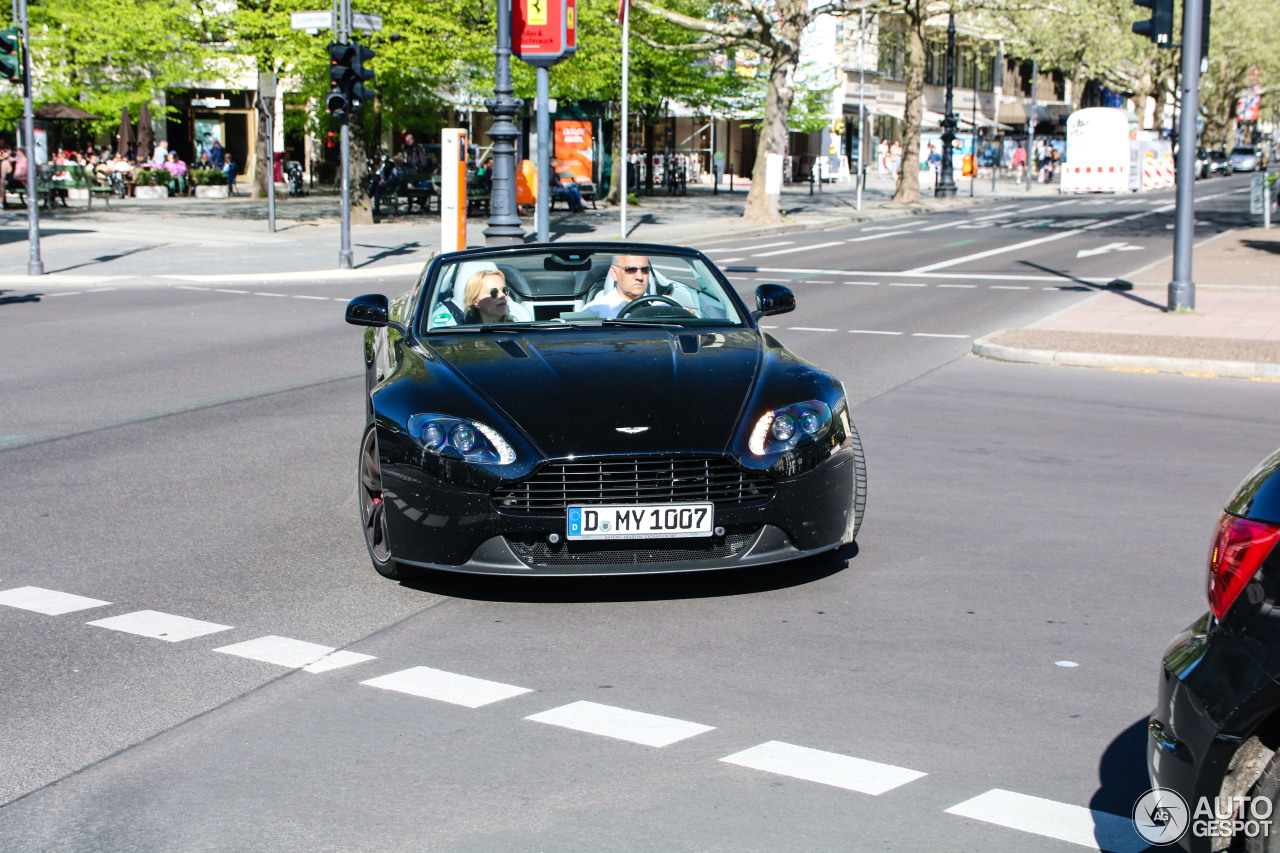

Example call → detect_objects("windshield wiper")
600 318 684 328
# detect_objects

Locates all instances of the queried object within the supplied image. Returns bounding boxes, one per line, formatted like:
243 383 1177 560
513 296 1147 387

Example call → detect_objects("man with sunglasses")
582 254 654 319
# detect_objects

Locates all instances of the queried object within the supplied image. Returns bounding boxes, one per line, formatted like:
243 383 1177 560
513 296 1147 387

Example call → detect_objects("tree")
634 0 876 223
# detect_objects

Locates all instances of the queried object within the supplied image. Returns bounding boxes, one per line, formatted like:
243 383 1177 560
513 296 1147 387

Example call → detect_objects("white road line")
945 789 1147 853
84 287 116 293
847 231 912 242
888 282 927 287
214 635 376 672
361 666 531 708
294 294 331 300
861 223 917 231
0 586 111 615
215 289 250 294
841 281 880 286
526 700 715 747
721 741 926 795
788 326 837 332
47 292 81 297
176 285 212 291
913 333 970 338
990 285 1030 290
1020 202 1066 213
88 610 233 643
717 257 745 263
753 241 845 257
720 266 1115 284
904 230 1085 274
916 221 959 232
707 241 792 253
938 284 977 288
850 330 903 335
253 292 288 297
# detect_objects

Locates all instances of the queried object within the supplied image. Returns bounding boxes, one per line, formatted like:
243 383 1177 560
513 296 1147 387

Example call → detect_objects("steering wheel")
617 294 683 318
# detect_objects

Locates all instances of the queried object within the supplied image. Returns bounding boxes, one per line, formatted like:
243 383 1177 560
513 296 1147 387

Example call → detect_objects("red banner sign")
513 0 569 67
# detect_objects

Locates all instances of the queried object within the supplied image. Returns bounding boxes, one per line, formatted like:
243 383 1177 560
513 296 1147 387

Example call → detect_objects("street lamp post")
935 12 958 198
484 0 525 246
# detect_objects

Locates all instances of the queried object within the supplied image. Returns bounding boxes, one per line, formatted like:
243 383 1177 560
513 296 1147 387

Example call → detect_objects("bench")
549 172 597 211
373 173 438 217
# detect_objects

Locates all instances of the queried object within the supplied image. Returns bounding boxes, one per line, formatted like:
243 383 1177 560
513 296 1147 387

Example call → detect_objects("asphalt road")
1 175 1275 852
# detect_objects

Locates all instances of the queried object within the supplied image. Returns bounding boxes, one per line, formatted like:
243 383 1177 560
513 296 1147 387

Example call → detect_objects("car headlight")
407 414 516 465
748 400 832 456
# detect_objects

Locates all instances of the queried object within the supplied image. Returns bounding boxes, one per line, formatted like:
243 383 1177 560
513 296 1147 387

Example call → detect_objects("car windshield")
422 248 746 332
1232 147 1255 156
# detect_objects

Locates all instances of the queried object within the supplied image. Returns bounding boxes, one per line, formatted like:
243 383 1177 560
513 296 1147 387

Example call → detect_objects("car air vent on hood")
678 334 699 354
496 339 529 359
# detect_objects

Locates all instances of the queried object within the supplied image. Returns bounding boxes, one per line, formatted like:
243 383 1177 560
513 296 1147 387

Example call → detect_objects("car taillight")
1208 513 1280 619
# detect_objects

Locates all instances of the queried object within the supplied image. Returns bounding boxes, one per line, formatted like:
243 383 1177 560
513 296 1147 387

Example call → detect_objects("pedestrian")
926 142 941 187
1048 146 1060 183
889 140 902 181
1012 142 1026 184
221 151 238 195
161 151 187 196
400 132 429 174
208 138 225 170
877 139 888 179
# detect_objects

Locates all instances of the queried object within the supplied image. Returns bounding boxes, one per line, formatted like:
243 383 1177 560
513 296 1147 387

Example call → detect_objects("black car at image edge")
1150 448 1280 851
345 242 866 579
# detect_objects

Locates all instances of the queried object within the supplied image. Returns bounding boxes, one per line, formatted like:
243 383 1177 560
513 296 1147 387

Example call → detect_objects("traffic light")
1132 0 1173 47
1200 0 1212 61
325 41 376 118
0 27 22 85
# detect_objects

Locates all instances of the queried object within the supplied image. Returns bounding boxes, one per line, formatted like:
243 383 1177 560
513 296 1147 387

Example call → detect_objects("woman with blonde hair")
462 268 513 324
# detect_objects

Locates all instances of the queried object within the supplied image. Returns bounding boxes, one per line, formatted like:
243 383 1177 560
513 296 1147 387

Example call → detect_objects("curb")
972 330 1280 381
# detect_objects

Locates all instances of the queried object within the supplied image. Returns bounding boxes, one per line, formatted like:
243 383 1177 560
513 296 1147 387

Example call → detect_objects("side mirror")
753 283 796 320
346 294 410 336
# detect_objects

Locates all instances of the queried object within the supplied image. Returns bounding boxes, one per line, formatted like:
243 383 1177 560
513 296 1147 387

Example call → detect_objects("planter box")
195 185 229 198
133 185 168 199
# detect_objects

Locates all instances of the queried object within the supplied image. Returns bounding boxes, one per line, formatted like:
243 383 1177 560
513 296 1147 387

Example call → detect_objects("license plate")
566 503 714 540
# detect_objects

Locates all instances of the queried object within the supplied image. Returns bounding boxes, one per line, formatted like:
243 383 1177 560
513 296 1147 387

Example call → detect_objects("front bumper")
380 449 854 576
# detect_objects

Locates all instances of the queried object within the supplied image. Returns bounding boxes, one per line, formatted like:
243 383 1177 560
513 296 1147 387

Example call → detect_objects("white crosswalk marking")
361 666 532 708
945 789 1147 853
526 700 715 747
721 741 926 795
214 635 376 672
0 586 111 615
87 610 233 642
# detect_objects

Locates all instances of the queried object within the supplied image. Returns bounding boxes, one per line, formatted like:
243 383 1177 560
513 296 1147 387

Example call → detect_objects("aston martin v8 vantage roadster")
345 242 865 578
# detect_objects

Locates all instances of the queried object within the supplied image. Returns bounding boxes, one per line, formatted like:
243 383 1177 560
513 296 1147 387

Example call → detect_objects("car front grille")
491 456 775 516
507 530 756 567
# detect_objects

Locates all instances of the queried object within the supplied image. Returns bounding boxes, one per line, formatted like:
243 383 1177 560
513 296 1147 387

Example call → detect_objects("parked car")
1194 147 1209 180
1207 150 1233 177
1230 146 1260 172
1148 447 1280 851
346 242 866 579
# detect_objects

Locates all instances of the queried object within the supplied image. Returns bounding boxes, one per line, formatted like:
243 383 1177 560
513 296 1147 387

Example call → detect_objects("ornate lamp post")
484 0 525 246
935 11 958 198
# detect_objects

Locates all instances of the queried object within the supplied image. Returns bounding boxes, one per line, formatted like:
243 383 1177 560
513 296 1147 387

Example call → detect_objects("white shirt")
582 284 632 320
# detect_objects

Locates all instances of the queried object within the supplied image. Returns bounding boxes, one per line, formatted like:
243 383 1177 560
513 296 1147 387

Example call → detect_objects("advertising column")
441 129 468 253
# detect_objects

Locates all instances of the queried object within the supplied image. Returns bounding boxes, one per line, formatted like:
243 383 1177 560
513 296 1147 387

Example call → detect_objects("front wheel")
359 425 407 580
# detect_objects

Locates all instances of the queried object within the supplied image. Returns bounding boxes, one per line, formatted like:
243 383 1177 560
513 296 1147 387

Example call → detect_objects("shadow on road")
1091 717 1161 852
354 241 422 268
399 543 856 603
1019 260 1167 311
47 243 168 274
0 290 41 305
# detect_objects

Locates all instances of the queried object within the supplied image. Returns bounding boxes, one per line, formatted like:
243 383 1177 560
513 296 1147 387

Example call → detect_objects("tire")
848 421 867 542
1245 749 1280 852
358 425 406 580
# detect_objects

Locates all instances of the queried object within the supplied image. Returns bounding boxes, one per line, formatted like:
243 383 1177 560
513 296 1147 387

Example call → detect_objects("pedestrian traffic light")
1132 0 1173 47
0 27 22 85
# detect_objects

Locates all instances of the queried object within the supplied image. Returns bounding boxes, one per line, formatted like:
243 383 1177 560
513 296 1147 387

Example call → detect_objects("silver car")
1230 146 1259 172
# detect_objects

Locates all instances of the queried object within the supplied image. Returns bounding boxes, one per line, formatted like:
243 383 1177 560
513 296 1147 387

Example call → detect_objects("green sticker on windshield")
431 306 456 327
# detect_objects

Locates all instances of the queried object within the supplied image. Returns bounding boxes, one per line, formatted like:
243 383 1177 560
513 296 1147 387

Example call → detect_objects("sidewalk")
973 226 1280 380
0 171 1059 285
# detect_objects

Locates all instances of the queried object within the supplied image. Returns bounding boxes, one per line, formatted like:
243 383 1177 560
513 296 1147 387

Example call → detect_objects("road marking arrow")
1076 242 1144 258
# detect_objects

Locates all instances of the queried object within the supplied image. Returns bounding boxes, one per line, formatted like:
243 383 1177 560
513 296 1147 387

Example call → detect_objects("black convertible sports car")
345 242 865 578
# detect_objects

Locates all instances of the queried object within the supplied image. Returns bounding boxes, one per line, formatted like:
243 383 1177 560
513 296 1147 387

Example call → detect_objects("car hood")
425 329 762 457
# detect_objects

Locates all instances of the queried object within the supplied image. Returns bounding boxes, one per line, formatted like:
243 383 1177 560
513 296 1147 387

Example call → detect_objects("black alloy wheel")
359 425 404 580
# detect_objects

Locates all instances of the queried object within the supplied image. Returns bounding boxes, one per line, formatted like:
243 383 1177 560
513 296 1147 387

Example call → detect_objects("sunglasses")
484 286 507 298
619 265 651 275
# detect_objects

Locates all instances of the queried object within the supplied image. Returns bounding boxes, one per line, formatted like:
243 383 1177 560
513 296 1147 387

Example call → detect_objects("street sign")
1252 173 1265 215
290 10 332 30
513 0 569 67
352 11 383 32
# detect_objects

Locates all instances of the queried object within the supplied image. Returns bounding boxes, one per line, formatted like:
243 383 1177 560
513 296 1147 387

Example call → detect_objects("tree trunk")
253 70 275 200
349 112 373 225
893 18 925 205
645 121 655 195
608 111 623 205
743 27 800 224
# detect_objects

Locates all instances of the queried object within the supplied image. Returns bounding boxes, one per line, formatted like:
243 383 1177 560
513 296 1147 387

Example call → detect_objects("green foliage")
190 167 226 185
27 0 225 137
